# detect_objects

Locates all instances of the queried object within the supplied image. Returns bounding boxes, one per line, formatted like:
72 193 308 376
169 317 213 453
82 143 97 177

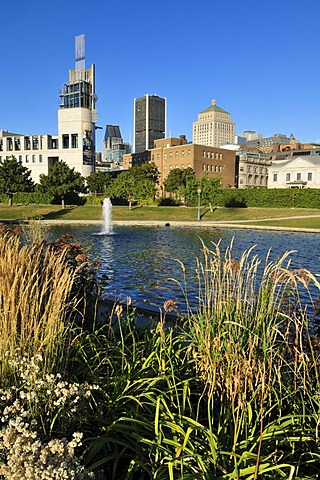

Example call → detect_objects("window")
202 164 206 171
308 172 312 181
32 137 39 150
286 173 291 182
181 151 184 157
188 150 191 156
297 172 301 181
18 155 22 162
25 155 29 163
62 135 69 148
71 134 78 148
39 155 43 163
164 153 167 160
32 155 36 163
14 138 20 151
273 173 278 182
202 151 206 158
24 137 31 150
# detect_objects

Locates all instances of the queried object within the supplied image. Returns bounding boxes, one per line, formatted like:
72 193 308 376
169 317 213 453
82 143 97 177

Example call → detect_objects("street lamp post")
197 188 201 221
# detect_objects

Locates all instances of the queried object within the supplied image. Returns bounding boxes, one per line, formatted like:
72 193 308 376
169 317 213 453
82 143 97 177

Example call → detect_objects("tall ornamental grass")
0 234 79 375
74 240 320 479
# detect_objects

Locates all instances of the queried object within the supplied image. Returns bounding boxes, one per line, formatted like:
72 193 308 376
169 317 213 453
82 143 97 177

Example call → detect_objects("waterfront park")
1 201 320 479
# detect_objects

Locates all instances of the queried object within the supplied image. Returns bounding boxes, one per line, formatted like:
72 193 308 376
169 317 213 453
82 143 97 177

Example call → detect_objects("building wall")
268 155 320 188
237 152 271 188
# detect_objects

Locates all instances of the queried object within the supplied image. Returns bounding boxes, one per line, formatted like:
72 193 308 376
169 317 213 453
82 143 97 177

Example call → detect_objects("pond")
49 224 320 313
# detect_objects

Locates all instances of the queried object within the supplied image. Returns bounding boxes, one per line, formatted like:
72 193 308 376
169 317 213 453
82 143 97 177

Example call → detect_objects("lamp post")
197 187 201 221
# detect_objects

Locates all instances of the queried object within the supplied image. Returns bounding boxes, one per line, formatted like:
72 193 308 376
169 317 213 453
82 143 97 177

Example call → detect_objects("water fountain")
100 197 113 235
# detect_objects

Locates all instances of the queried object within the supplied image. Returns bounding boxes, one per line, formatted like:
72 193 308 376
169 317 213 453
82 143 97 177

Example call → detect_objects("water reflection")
49 225 320 311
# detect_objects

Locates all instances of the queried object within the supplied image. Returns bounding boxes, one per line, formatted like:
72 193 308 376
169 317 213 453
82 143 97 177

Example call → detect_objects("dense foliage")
0 156 34 206
86 171 114 195
37 160 87 208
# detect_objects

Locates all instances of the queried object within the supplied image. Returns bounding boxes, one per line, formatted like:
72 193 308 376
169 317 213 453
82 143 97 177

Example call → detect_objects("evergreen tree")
37 160 87 208
0 155 34 206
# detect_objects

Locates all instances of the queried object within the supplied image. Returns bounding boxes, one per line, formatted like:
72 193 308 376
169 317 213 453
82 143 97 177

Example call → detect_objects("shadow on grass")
41 207 77 220
200 207 216 219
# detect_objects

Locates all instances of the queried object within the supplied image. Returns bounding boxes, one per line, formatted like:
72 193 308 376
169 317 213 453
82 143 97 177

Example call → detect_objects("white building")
268 155 320 188
0 34 97 184
192 100 235 147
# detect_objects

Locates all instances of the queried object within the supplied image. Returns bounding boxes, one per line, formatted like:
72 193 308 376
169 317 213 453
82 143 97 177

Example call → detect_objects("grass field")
1 204 320 229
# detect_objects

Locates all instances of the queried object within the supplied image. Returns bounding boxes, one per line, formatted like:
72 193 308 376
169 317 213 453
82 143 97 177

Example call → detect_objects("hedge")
0 193 54 205
215 188 320 209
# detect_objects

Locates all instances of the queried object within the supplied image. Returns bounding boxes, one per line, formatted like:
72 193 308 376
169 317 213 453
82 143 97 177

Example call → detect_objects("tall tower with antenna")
58 34 98 175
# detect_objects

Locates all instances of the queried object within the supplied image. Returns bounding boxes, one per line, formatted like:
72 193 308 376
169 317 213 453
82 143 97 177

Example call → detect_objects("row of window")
272 172 313 182
0 136 43 152
151 150 192 161
240 166 268 174
163 164 192 171
202 151 223 160
0 154 43 164
202 164 223 173
0 133 79 153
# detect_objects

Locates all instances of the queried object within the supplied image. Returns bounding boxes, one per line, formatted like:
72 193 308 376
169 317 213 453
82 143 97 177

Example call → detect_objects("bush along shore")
1 224 320 479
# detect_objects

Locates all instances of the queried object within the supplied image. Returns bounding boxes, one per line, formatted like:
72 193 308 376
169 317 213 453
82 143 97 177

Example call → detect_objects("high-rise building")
134 94 166 153
103 124 131 164
192 100 235 147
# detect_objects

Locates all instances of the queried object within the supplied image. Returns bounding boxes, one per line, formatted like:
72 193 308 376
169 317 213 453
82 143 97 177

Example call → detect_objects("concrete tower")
58 34 98 176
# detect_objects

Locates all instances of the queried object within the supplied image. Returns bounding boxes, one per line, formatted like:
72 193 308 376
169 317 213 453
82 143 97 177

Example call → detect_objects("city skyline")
1 0 320 152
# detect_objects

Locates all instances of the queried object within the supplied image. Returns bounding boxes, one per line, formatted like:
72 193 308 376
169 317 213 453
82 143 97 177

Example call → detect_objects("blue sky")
1 0 320 151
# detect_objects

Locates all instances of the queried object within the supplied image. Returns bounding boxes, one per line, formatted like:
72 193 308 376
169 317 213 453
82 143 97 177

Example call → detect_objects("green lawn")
0 204 320 229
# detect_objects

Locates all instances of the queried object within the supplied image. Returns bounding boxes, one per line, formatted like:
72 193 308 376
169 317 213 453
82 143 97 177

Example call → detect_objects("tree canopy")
37 160 87 208
0 156 34 205
86 171 114 195
110 162 159 209
164 167 195 198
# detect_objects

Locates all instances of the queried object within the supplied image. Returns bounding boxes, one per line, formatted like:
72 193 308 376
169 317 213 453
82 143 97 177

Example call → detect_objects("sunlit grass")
1 204 320 227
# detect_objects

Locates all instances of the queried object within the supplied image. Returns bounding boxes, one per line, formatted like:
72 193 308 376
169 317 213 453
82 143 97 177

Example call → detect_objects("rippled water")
49 224 320 312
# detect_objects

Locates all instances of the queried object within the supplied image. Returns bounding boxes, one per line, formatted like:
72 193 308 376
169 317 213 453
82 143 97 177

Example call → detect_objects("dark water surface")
49 225 320 311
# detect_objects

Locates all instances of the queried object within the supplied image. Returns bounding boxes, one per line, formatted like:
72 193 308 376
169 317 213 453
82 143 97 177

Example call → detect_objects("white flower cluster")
0 418 94 479
1 352 98 422
0 352 98 479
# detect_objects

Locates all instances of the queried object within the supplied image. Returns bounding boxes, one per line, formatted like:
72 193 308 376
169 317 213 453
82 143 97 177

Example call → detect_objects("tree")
185 176 222 209
0 156 34 206
86 171 114 195
164 167 195 201
37 160 87 208
111 164 157 210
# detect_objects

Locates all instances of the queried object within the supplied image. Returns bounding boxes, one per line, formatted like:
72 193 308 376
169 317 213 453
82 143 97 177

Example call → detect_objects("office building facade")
134 94 166 153
192 100 235 147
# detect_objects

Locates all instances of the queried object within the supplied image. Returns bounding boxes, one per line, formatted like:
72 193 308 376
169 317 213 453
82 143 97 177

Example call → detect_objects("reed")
0 234 79 375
